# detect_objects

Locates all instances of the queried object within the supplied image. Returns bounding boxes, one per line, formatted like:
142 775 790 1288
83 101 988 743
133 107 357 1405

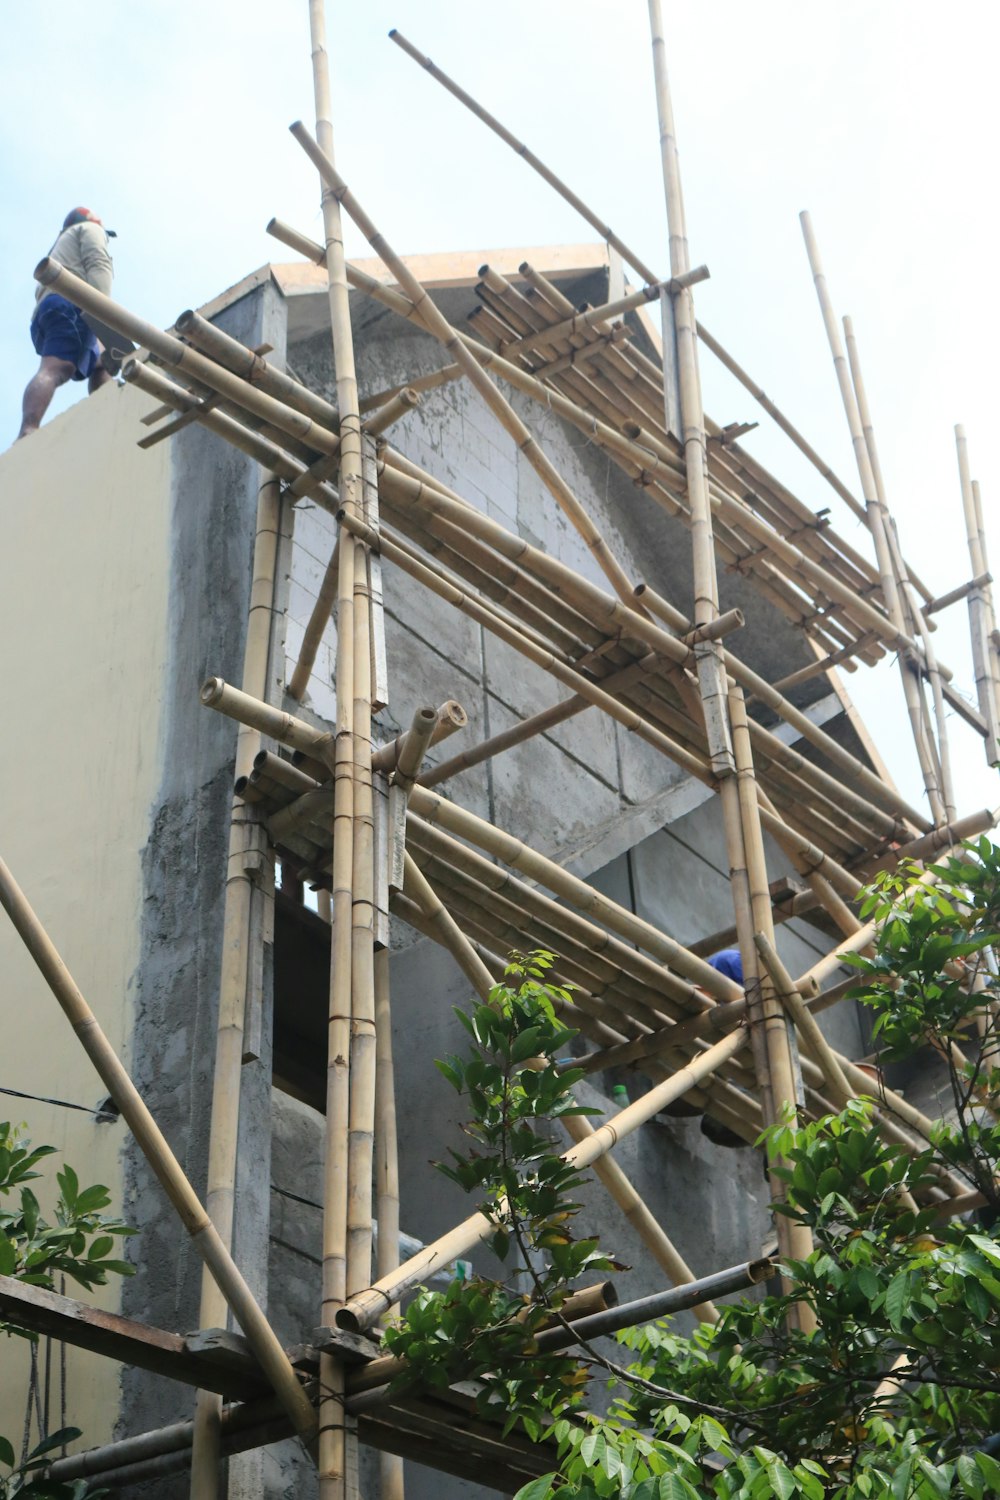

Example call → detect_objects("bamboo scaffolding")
289 123 642 613
268 221 902 664
407 817 714 1016
122 360 339 513
336 1025 749 1333
0 855 317 1449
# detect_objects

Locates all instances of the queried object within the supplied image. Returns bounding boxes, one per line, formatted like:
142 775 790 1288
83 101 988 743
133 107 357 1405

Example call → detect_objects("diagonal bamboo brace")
334 1025 748 1333
0 854 317 1451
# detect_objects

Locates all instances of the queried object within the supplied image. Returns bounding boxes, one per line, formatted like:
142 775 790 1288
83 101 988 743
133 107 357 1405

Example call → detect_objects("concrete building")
0 248 884 1497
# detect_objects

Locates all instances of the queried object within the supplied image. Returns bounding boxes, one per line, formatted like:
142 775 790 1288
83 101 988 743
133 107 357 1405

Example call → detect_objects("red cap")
62 208 102 230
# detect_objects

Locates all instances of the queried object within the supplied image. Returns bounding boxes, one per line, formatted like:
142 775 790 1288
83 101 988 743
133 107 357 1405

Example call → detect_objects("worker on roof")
17 208 116 440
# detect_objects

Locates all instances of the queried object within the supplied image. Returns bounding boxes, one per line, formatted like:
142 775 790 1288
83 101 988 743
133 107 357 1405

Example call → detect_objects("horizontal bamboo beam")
335 1025 749 1331
0 1277 270 1402
923 573 994 618
533 1257 772 1353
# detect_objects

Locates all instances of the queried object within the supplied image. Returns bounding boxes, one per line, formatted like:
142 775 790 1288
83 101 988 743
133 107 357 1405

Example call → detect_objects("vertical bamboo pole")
647 0 732 775
842 318 955 818
191 471 281 1500
373 947 404 1500
799 213 945 822
347 504 377 1300
307 4 364 1496
971 479 1000 744
956 429 1000 766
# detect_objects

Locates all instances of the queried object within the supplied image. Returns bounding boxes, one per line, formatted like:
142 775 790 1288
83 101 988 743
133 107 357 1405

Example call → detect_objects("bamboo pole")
288 122 641 611
388 31 659 283
364 386 421 437
730 689 816 1325
347 475 377 1304
799 214 945 821
843 315 956 818
373 951 404 1500
0 855 317 1447
923 573 994 619
305 5 366 1495
372 701 468 774
956 428 1000 765
401 853 494 999
560 1113 718 1322
191 470 281 1500
648 0 732 772
337 1025 749 1332
174 309 339 430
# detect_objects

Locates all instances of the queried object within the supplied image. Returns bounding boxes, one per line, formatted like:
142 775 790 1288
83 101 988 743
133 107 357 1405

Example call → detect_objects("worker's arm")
77 222 114 297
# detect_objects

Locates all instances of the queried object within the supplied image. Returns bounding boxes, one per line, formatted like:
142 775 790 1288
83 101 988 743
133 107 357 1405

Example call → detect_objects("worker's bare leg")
17 355 75 439
88 365 113 395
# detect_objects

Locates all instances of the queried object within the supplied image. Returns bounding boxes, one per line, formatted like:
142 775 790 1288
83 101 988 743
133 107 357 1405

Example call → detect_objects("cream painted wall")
0 381 171 1457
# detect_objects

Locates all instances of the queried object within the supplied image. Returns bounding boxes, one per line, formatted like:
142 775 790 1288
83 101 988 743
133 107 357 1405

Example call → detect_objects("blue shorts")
30 293 101 381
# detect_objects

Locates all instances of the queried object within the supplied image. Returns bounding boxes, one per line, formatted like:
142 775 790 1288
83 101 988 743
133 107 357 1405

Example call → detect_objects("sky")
2 0 998 823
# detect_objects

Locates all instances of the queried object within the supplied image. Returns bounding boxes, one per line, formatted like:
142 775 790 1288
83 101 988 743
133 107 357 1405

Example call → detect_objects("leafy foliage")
383 951 610 1425
0 1123 135 1301
0 1125 135 1498
382 853 1000 1497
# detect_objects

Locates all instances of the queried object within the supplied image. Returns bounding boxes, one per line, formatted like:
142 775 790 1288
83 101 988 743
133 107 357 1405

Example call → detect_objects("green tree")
0 1122 135 1498
396 843 1000 1499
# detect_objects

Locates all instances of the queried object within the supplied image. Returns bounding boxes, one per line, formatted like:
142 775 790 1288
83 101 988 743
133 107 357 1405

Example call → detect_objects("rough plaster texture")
0 381 172 1453
116 281 287 1498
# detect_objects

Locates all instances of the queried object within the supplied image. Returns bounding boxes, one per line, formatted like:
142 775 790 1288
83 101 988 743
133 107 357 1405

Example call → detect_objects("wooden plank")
0 1277 269 1402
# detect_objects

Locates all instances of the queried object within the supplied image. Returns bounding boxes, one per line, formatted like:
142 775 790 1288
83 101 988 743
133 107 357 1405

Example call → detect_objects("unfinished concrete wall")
0 381 173 1451
116 279 287 1500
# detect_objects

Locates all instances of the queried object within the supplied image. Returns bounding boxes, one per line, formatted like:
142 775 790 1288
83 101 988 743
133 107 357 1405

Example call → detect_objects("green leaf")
0 1236 17 1276
656 1476 691 1500
0 1435 14 1468
957 1453 984 1499
885 1269 912 1331
26 1426 82 1459
20 1188 39 1240
514 1476 556 1500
